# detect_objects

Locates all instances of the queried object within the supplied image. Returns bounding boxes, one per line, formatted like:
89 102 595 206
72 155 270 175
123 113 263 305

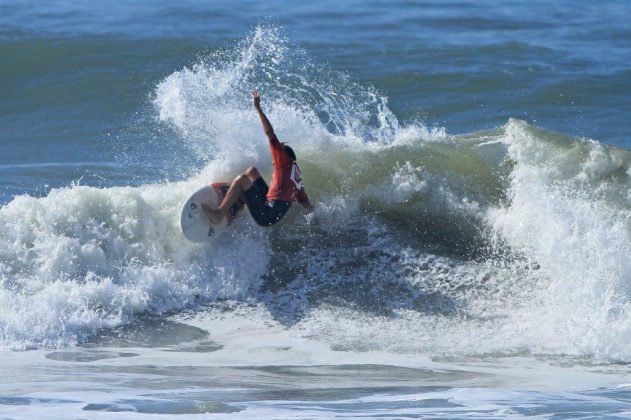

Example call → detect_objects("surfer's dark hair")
283 144 296 161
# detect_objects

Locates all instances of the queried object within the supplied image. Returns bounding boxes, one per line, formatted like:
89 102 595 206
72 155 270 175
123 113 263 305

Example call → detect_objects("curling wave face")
1 26 631 362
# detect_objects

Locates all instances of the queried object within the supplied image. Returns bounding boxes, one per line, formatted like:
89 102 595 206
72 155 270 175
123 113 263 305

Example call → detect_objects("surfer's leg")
244 166 262 182
205 167 260 224
220 167 260 210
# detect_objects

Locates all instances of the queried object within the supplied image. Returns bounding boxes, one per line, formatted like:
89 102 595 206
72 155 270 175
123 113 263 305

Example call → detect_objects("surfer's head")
283 144 296 161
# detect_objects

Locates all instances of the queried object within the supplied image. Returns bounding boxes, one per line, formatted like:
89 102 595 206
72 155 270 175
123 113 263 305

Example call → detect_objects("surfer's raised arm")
253 90 276 141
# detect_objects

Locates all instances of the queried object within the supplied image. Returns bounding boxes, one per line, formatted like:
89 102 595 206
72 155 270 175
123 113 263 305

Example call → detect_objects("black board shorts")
243 177 291 227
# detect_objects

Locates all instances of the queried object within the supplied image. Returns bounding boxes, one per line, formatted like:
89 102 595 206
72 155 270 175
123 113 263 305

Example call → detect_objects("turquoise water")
2 1 631 418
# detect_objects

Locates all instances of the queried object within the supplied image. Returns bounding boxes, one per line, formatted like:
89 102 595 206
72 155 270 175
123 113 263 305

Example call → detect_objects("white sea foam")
486 119 631 359
0 180 268 349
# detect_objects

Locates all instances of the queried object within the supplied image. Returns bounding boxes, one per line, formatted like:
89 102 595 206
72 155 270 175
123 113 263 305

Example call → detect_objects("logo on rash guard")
290 164 303 190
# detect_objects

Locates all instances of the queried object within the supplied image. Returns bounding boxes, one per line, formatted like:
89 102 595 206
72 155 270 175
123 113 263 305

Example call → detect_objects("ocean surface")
2 0 631 418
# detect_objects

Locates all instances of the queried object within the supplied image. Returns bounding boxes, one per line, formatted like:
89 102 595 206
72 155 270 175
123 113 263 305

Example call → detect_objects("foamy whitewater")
2 20 631 418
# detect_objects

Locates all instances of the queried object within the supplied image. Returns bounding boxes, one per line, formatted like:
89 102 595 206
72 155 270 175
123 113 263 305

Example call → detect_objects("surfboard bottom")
180 184 228 243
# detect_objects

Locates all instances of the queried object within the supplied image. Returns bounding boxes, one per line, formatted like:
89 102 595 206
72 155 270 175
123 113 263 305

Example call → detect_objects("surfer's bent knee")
245 166 261 181
232 174 248 187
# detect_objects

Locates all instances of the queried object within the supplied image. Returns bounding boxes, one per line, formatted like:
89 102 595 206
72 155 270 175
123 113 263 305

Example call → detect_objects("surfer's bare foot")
201 203 224 225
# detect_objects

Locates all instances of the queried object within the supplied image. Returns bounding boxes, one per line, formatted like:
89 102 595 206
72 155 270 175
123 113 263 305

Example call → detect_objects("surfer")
203 90 314 226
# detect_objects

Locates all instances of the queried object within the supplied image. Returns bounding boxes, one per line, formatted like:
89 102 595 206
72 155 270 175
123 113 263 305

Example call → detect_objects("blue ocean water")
2 0 630 202
2 0 631 418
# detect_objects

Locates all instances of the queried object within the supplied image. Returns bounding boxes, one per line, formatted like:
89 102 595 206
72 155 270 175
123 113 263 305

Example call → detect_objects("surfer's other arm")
296 188 314 213
253 90 276 141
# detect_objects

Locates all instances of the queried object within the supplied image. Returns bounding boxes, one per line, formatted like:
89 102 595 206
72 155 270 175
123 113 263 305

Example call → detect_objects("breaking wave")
1 26 631 363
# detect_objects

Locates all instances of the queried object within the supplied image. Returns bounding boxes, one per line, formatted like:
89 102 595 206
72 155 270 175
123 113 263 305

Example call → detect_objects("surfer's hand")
305 211 320 227
303 202 319 226
303 202 315 214
253 90 261 108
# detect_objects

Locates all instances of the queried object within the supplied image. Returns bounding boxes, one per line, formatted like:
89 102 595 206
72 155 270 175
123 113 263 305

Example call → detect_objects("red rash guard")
266 136 309 205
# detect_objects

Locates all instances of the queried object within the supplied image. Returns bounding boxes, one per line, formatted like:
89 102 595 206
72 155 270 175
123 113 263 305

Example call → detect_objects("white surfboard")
180 184 229 243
